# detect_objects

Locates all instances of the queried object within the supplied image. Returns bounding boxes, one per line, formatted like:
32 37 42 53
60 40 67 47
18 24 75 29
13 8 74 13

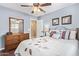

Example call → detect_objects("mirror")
9 17 24 34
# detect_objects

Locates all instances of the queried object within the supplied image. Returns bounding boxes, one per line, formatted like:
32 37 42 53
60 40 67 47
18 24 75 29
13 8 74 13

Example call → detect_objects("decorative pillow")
65 30 70 39
50 31 56 37
69 30 76 40
50 30 61 39
53 32 61 39
61 31 66 39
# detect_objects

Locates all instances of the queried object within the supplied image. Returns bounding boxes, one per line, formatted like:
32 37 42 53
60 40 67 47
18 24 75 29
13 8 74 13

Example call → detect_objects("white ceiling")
0 3 75 17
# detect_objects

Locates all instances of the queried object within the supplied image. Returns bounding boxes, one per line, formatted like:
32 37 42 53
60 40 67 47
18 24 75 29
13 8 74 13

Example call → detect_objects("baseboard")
0 48 5 51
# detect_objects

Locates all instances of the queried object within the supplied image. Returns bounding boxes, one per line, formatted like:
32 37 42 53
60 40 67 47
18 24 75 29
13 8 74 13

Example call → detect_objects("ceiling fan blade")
40 3 51 6
21 5 32 7
39 8 46 13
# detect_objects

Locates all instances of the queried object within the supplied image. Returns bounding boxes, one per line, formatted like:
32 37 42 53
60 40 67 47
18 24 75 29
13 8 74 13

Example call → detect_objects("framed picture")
52 18 59 26
61 15 72 25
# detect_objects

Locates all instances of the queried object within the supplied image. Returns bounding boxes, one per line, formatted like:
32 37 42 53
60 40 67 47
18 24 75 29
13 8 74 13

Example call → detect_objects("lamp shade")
44 24 50 32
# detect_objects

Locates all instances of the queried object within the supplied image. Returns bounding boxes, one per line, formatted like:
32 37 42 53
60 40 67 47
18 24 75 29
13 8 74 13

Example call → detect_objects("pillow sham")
69 30 76 40
65 30 70 39
61 31 66 39
50 30 61 39
50 30 69 40
53 32 61 39
50 31 56 37
50 29 77 40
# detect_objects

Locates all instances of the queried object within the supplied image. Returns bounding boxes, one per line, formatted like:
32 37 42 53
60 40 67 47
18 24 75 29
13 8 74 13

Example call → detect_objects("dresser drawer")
12 35 19 39
24 33 29 39
5 39 19 45
5 43 18 51
19 33 29 41
5 35 19 41
5 36 14 40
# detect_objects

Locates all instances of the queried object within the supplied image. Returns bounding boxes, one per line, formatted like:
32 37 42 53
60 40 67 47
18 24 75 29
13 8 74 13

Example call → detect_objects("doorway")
31 20 37 38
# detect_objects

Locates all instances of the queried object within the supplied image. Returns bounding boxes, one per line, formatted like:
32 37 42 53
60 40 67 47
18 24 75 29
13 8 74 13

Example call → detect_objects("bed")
14 26 79 56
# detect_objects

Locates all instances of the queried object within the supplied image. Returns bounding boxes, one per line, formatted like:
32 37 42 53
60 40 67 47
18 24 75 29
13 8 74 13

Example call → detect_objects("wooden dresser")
4 33 29 52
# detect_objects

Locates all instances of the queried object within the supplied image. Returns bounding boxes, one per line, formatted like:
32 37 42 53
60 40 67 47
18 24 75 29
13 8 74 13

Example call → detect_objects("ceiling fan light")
37 9 40 12
34 7 38 12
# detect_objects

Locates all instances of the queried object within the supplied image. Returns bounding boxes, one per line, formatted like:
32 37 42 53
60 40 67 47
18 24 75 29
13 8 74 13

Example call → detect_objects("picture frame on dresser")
52 18 59 26
61 15 72 25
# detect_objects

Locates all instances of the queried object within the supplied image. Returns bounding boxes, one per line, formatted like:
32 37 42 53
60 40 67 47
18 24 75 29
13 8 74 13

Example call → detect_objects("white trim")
0 48 5 51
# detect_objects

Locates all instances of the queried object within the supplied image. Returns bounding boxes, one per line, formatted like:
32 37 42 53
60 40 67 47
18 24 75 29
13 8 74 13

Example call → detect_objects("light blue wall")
39 4 79 30
0 6 37 49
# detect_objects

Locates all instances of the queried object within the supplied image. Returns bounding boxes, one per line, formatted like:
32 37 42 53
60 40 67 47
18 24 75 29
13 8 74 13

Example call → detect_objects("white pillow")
69 30 76 40
65 30 70 39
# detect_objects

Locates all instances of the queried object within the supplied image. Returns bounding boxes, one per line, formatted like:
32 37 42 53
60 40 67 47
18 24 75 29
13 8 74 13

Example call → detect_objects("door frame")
30 18 37 39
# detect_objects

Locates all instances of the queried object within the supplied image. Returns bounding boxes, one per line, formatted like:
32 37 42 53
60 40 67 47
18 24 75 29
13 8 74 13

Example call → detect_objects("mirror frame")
9 17 24 34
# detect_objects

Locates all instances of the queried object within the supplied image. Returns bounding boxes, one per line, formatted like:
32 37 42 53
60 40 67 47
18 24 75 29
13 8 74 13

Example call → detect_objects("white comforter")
14 37 79 56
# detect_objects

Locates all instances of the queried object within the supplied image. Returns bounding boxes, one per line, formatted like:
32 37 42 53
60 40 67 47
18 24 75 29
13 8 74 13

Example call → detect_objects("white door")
37 20 44 37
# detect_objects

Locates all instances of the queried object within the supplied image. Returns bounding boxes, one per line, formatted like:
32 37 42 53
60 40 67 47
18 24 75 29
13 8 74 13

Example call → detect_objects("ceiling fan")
20 3 51 13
